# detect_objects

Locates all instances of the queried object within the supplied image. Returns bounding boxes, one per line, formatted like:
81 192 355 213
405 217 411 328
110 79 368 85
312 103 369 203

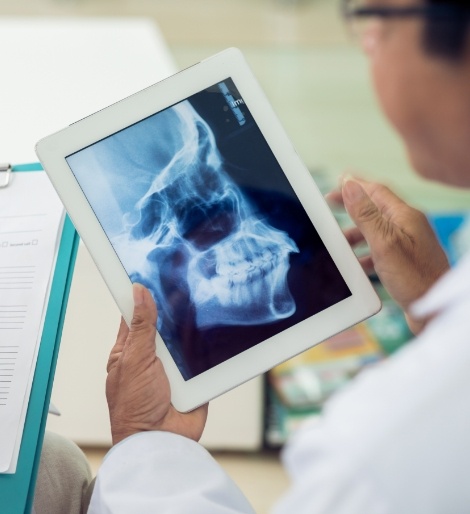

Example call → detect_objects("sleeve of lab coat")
87 431 256 514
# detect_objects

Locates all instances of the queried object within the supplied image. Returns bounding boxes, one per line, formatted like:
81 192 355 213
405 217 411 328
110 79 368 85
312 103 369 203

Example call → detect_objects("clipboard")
0 163 79 514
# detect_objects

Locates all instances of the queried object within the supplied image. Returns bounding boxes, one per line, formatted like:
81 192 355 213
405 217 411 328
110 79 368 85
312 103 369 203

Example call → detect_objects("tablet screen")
66 78 351 380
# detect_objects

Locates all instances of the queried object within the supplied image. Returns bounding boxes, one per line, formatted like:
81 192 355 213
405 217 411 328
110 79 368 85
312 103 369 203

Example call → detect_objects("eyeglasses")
341 0 467 43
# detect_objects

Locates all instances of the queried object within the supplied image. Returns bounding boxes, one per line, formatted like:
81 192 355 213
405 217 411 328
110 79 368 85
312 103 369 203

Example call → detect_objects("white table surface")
0 17 176 164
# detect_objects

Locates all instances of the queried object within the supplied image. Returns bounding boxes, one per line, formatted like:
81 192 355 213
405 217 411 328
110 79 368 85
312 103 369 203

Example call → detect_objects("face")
359 0 470 187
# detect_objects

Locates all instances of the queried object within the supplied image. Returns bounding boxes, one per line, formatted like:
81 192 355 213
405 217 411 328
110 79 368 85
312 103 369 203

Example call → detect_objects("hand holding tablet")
36 48 380 411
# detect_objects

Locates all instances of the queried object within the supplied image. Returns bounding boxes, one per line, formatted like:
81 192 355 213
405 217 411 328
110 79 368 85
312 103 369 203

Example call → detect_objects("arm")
328 177 450 334
88 284 254 514
105 284 207 445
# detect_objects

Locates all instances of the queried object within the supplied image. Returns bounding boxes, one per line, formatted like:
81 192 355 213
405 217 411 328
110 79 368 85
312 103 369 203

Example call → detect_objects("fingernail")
342 177 366 203
338 171 355 187
133 283 145 306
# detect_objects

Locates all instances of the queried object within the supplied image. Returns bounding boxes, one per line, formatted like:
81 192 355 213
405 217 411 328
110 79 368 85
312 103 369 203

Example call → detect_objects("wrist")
110 415 156 446
110 422 140 446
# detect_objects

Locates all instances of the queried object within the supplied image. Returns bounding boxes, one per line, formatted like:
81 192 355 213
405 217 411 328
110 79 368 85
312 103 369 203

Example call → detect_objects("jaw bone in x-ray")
114 100 299 330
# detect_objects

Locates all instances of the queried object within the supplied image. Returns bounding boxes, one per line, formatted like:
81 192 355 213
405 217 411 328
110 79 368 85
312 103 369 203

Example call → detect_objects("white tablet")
36 48 380 412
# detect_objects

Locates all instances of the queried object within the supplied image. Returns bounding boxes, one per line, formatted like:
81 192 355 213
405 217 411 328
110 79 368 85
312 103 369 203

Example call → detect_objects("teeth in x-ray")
216 248 278 283
190 232 297 324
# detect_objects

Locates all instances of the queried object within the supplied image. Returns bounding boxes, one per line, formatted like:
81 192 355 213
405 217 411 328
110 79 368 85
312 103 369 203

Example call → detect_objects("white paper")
0 171 64 473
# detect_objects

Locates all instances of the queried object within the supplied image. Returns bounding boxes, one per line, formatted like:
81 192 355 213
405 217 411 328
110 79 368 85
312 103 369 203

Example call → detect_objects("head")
345 0 470 187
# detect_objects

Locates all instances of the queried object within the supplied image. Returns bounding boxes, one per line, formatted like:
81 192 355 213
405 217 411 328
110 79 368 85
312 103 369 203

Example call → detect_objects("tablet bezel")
36 47 381 412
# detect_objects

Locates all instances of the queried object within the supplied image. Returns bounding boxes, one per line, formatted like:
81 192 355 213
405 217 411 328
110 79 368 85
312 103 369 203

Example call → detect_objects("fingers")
107 317 129 373
341 178 388 244
196 403 209 419
108 285 158 374
170 403 210 442
324 189 344 207
344 177 410 220
125 284 158 357
130 283 158 327
327 176 406 217
116 317 129 344
190 403 209 440
325 172 365 208
358 255 375 275
343 226 366 247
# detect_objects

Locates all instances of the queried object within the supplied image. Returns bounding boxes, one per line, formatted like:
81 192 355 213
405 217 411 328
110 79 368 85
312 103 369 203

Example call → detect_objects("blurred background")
6 0 468 206
2 1 469 513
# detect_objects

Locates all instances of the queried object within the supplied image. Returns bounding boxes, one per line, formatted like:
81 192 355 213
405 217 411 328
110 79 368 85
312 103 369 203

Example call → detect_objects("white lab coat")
88 252 470 514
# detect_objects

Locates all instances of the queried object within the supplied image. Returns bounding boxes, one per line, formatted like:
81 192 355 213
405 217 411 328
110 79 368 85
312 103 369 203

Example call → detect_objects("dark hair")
424 0 470 59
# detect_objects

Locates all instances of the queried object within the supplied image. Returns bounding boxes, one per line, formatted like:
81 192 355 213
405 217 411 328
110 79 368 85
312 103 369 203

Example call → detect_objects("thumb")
342 178 384 242
128 283 158 344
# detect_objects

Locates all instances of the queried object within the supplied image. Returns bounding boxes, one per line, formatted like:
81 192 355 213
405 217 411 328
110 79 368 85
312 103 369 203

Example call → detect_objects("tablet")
36 48 381 412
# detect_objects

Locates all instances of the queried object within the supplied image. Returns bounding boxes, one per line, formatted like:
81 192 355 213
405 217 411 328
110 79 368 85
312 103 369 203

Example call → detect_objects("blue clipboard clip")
0 163 12 188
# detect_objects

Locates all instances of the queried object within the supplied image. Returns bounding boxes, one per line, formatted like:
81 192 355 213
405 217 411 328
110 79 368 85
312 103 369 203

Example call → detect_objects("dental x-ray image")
66 78 351 380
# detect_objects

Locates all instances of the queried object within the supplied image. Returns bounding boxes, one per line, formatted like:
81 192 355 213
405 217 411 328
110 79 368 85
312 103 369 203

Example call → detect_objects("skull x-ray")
67 78 351 380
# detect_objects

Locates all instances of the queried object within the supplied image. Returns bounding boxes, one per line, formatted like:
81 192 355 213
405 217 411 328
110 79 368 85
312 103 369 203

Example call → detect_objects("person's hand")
106 283 208 445
328 176 450 334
